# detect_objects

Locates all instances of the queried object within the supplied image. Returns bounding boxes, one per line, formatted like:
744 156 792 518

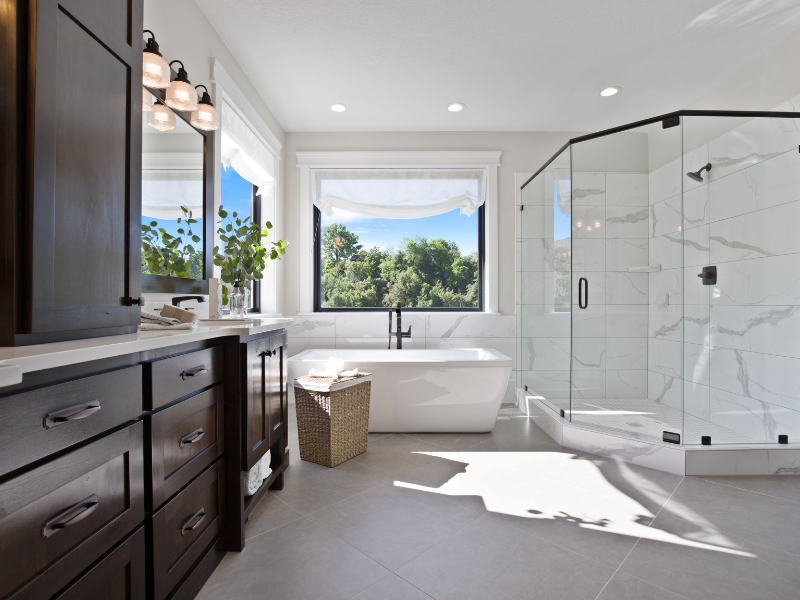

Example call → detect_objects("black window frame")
313 204 485 312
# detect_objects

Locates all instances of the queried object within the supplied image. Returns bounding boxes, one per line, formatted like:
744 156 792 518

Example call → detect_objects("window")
220 163 261 311
313 168 485 311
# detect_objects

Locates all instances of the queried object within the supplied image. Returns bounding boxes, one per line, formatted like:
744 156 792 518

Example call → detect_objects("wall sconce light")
142 87 153 112
142 30 170 89
190 85 220 131
165 61 198 112
147 102 176 131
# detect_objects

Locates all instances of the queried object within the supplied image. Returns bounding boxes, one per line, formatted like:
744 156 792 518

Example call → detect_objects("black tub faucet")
388 301 412 349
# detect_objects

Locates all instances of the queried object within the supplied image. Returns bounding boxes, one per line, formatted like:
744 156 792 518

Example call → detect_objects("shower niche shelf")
628 265 661 273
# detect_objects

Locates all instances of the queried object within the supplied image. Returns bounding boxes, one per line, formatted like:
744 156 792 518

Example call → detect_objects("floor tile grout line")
243 513 305 543
653 509 800 561
389 512 493 576
593 475 685 600
693 475 800 506
348 572 437 600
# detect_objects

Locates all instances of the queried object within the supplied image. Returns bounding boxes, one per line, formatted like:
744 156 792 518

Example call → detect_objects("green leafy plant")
141 206 202 278
213 205 288 306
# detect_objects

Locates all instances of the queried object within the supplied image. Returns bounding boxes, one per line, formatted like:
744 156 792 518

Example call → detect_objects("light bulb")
599 87 621 97
586 226 593 231
594 221 601 228
330 104 348 112
576 221 583 228
447 103 466 112
147 103 176 131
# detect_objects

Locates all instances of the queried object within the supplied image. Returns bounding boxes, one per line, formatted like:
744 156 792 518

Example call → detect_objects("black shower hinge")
779 434 789 444
701 436 711 445
662 115 680 129
520 205 524 211
663 431 681 444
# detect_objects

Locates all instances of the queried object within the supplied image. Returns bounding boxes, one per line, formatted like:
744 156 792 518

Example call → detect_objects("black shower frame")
520 109 800 190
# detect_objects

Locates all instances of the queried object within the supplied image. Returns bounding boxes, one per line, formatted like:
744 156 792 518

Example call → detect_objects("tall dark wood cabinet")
0 0 143 346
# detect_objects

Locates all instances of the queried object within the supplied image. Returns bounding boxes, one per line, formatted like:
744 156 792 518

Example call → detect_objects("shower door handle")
578 277 588 309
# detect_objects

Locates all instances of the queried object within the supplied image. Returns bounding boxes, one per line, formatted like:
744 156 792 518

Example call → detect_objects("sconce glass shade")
191 103 219 131
142 87 153 112
190 85 220 131
165 79 197 111
147 103 176 131
143 51 170 89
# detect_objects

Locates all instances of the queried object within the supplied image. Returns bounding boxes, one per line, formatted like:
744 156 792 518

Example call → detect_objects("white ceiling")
195 0 800 132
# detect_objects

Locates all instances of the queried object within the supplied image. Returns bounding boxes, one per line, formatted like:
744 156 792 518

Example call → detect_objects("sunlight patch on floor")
395 450 757 558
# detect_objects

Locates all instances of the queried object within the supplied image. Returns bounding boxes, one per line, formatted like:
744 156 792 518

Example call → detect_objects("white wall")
280 131 575 317
141 0 284 313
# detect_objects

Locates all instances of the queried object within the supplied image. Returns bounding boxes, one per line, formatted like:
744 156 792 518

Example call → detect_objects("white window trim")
211 59 283 315
297 150 502 314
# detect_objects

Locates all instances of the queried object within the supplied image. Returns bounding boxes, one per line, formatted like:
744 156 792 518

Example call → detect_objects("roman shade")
312 168 487 219
220 99 275 194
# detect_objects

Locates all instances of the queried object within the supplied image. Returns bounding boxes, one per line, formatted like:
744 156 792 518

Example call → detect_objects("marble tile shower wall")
648 97 800 443
284 313 518 404
516 170 650 402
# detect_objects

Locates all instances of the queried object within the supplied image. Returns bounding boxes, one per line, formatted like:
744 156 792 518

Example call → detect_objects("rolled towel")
244 452 273 496
160 304 198 324
138 309 197 331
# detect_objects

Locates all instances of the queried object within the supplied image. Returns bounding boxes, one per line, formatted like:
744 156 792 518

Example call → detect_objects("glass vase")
230 283 246 318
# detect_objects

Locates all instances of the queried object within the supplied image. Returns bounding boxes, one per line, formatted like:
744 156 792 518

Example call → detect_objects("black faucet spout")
388 301 411 349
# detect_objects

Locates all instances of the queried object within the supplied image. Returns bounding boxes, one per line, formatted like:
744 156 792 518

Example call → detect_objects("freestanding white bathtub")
288 349 512 433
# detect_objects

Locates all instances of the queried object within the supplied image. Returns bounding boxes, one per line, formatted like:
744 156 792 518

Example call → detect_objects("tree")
322 223 362 263
320 224 479 309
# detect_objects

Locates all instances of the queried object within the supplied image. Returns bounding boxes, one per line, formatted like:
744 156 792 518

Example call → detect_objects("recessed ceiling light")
447 103 466 112
330 103 348 112
599 87 621 97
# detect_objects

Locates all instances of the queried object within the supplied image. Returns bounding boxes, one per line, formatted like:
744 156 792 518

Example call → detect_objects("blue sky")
321 207 479 255
554 180 572 242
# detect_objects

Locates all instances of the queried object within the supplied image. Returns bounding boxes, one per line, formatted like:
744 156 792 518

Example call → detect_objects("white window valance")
312 168 487 219
221 99 274 195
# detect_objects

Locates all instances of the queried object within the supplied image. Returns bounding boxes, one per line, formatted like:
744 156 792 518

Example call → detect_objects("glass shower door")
520 145 571 420
569 120 683 444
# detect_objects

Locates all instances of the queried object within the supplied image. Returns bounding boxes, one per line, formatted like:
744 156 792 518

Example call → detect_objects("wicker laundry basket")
293 374 372 468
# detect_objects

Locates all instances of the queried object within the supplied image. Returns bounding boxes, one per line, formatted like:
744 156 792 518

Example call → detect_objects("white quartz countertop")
0 317 293 384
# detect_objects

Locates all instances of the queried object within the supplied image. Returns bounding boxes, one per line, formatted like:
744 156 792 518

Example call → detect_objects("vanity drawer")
0 422 145 600
148 385 224 509
151 459 224 600
0 366 142 478
54 527 145 600
146 347 224 410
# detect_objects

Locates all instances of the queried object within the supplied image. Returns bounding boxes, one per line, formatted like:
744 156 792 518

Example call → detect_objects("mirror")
141 87 213 293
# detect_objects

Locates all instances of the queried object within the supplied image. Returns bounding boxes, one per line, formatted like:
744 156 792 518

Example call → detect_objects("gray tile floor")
198 405 800 600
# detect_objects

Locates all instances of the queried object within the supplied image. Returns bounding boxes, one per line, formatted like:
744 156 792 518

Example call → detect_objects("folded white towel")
308 367 359 379
138 309 197 331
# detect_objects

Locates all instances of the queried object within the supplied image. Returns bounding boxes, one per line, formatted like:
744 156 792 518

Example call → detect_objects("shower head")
687 163 712 183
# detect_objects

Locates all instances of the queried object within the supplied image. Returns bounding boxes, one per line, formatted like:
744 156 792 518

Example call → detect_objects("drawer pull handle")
43 400 101 429
180 427 206 448
42 494 99 538
181 508 206 536
181 366 208 380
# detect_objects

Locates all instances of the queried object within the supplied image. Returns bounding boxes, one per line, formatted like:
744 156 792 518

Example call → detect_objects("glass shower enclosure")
519 107 800 447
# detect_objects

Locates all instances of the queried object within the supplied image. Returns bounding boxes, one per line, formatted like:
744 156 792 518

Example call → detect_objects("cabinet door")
243 338 270 470
26 0 143 341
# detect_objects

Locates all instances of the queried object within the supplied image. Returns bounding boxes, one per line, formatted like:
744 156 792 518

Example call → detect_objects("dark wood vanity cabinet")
0 0 144 346
242 332 288 471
